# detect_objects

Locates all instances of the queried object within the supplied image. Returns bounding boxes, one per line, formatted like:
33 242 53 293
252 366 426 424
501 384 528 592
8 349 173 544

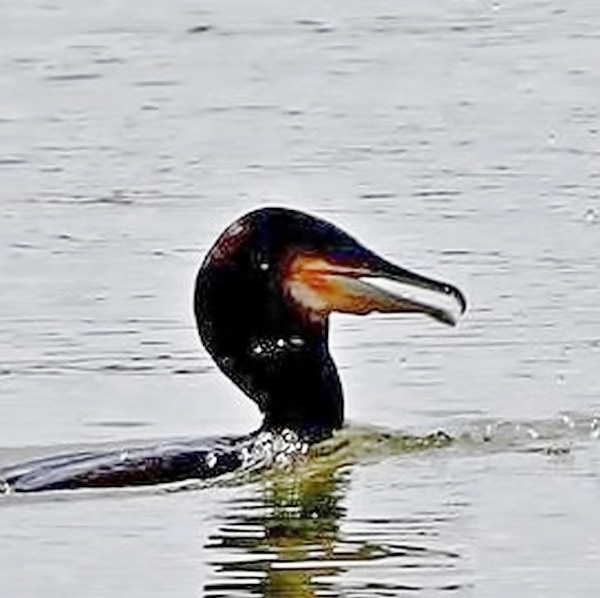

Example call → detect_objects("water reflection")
203 456 464 597
204 463 349 597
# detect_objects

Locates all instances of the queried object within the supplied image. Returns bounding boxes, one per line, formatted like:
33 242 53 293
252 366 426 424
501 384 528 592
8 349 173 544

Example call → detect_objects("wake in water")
453 412 599 453
1 413 597 495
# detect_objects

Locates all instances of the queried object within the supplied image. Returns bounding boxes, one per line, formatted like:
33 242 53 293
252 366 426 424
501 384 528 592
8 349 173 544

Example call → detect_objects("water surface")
1 0 599 596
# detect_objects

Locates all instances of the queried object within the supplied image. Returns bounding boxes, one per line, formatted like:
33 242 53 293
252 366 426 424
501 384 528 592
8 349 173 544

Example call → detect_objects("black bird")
0 208 466 493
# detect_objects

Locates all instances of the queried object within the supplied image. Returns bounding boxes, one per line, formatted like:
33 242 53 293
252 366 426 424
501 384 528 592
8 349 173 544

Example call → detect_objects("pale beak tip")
440 310 458 327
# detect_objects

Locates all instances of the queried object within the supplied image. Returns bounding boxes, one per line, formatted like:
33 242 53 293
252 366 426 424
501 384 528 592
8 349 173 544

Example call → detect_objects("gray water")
1 0 599 595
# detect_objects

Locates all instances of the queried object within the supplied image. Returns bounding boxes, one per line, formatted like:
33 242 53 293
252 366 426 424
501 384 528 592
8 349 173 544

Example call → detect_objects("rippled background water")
1 0 599 596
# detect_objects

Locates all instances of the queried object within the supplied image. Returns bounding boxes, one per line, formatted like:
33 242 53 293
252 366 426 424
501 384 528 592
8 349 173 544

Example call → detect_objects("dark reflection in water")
205 466 348 597
203 458 464 597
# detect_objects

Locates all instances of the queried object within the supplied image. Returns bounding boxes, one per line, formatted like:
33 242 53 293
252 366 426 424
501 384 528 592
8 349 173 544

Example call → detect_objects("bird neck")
256 341 344 438
195 267 344 438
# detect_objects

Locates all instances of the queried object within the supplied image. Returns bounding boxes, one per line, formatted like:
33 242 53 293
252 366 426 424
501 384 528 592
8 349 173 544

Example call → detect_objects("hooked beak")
286 253 467 326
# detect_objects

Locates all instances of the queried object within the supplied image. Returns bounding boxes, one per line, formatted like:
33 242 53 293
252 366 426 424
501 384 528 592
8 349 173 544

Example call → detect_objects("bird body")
1 208 466 493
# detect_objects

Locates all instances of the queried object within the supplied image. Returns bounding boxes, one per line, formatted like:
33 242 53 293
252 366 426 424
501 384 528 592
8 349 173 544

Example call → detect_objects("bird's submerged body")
1 207 466 493
1 430 309 493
